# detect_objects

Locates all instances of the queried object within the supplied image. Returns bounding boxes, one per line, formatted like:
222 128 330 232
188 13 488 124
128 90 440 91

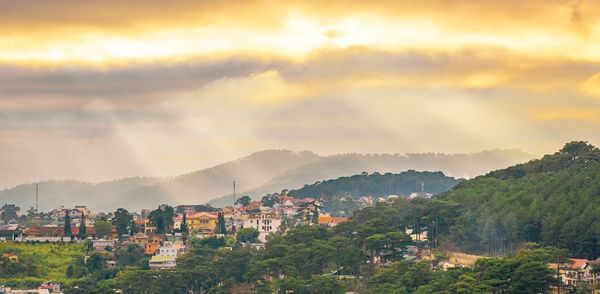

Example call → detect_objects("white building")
242 208 281 242
149 255 177 270
158 241 186 257
92 239 115 251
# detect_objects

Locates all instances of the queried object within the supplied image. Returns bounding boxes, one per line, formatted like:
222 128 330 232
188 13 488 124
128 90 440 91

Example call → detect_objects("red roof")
71 227 96 236
568 258 589 270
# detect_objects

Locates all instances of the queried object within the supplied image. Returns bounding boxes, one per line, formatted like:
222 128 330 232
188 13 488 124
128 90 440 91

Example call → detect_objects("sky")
1 0 600 189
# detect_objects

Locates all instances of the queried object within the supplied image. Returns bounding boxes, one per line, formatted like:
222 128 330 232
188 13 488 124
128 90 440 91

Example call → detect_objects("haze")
1 0 599 189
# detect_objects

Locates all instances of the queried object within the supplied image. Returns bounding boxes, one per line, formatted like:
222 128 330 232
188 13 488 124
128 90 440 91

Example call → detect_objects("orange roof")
318 216 349 225
568 258 589 270
134 219 148 225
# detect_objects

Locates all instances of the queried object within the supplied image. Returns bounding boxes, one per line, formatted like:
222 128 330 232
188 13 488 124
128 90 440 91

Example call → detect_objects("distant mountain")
0 149 533 212
0 177 162 212
438 141 600 258
207 149 533 207
0 150 321 212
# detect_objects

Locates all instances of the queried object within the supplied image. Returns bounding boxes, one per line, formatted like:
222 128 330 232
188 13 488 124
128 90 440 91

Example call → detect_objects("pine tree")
78 213 87 239
180 212 188 233
64 210 72 240
216 213 227 234
129 218 137 236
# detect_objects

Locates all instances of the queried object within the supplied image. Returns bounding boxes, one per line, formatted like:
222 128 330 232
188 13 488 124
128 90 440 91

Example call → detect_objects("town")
0 181 599 293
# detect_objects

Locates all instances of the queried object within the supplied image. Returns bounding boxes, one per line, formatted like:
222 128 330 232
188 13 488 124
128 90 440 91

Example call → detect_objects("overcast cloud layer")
0 0 599 188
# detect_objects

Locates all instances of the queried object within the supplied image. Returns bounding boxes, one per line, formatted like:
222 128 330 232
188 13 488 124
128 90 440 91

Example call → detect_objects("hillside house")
242 208 281 242
556 258 598 288
149 255 177 270
186 212 217 234
1 253 18 263
318 214 348 227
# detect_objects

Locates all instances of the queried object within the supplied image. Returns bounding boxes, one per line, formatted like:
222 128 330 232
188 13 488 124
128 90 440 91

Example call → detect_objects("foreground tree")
94 220 114 239
237 227 260 243
149 205 175 234
113 208 133 239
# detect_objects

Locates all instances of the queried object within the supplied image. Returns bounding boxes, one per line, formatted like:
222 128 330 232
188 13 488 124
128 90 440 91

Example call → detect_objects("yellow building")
186 212 218 234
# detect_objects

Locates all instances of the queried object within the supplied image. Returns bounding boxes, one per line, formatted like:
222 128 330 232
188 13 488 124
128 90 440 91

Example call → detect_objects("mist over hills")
0 149 534 212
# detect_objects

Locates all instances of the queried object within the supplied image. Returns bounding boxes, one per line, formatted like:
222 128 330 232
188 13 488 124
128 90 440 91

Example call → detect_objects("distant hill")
0 149 533 212
208 149 533 207
288 170 459 199
438 141 600 258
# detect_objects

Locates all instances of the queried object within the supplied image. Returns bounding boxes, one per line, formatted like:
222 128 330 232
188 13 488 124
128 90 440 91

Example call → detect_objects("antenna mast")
35 183 39 212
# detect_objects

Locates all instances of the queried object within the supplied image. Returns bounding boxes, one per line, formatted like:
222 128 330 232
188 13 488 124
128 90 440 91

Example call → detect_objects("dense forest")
439 141 600 258
288 170 459 199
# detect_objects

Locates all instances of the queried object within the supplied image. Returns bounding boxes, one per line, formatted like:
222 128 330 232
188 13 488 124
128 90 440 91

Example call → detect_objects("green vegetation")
94 220 114 239
236 228 259 243
148 205 175 234
364 246 557 294
289 170 458 199
0 242 85 288
64 204 564 293
439 141 600 258
287 170 459 215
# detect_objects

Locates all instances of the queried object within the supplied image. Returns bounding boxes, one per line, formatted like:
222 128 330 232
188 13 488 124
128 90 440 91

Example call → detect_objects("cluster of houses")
0 195 350 273
0 281 61 294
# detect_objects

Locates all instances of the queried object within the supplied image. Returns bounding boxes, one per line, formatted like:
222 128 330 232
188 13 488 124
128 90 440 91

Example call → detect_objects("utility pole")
35 183 39 212
233 180 236 208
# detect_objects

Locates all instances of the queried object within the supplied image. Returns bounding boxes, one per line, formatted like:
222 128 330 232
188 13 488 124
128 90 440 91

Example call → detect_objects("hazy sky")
1 0 599 188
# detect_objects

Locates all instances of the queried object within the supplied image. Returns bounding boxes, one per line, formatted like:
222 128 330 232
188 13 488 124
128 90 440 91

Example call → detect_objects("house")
555 258 598 288
133 219 156 235
130 232 150 246
144 235 164 255
186 212 218 234
242 208 281 242
19 227 64 242
158 241 186 257
1 253 18 263
38 281 61 293
145 242 159 255
149 255 177 270
92 239 115 251
317 214 348 227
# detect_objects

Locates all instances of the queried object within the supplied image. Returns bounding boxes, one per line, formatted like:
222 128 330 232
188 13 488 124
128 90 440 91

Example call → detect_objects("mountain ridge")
0 148 534 212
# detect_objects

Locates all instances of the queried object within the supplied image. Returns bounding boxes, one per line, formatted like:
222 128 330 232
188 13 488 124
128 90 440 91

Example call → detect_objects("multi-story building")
149 255 177 270
242 208 281 242
186 212 218 234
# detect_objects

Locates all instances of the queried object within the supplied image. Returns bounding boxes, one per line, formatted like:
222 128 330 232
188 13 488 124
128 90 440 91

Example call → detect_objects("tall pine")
78 213 87 239
216 213 227 234
64 210 72 240
180 213 188 233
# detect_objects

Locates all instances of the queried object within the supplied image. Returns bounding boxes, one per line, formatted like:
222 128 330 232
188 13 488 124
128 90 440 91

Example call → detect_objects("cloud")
0 58 271 99
1 1 600 188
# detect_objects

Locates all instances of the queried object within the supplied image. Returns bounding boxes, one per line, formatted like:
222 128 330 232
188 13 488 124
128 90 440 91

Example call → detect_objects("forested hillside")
438 141 600 258
288 170 459 199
